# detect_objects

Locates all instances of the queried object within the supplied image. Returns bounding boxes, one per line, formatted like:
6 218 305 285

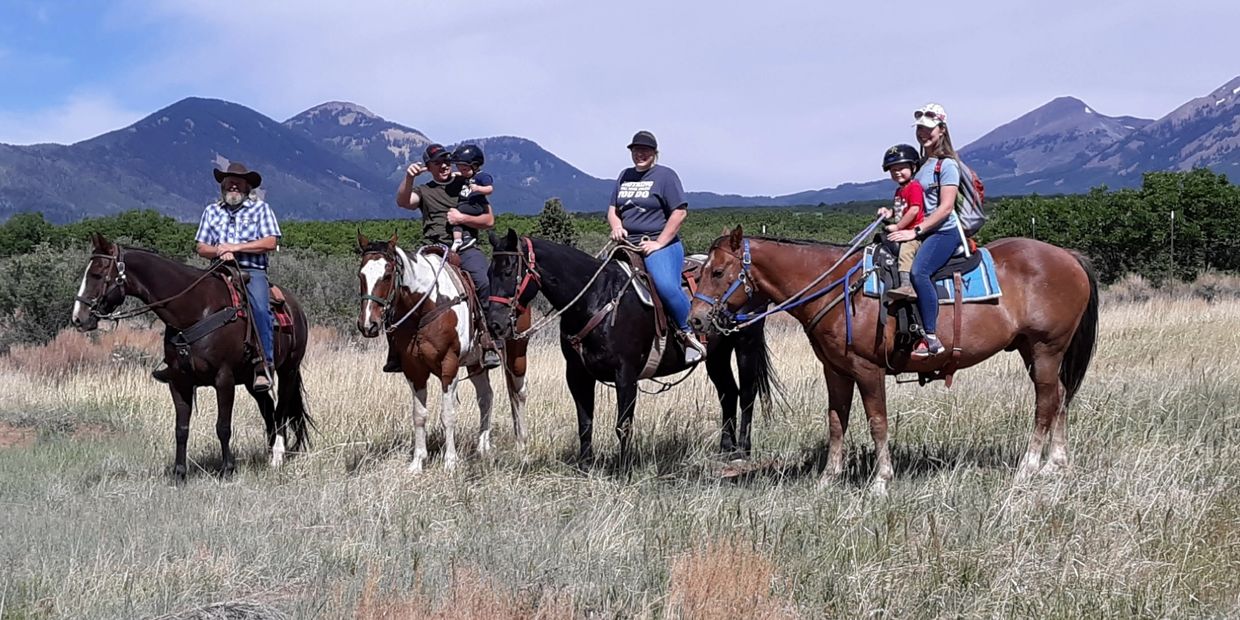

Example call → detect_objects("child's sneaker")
911 334 945 358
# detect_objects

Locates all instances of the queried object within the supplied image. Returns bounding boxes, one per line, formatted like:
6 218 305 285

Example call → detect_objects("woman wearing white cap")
884 103 964 358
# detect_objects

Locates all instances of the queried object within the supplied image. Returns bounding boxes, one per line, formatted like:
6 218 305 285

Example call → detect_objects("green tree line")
2 168 1237 284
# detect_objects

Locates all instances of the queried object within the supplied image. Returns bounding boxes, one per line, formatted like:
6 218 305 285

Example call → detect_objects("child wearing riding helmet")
877 144 925 300
886 103 968 358
449 144 493 252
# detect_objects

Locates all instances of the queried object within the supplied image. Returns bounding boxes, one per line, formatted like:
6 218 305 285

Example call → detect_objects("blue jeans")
645 240 691 332
910 227 961 334
245 268 274 365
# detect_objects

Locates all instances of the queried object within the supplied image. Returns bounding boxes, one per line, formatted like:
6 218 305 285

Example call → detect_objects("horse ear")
504 228 518 248
720 226 731 237
489 229 502 249
729 225 744 251
388 230 398 249
90 232 108 251
356 229 369 253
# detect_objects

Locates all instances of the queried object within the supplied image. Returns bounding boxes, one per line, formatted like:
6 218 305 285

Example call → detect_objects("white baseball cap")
913 103 948 128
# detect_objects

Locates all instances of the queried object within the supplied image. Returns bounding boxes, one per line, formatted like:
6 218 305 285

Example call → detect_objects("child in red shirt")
877 144 925 300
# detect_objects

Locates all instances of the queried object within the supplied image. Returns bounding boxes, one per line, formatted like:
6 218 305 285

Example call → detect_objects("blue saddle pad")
863 246 1002 304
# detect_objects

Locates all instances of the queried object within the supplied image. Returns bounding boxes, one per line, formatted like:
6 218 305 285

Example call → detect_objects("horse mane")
708 235 851 251
120 246 213 278
360 240 391 255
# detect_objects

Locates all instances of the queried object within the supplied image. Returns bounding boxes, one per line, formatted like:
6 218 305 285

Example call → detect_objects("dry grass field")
1 297 1239 618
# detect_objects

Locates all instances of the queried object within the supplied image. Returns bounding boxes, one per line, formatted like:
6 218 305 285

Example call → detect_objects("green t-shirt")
413 177 466 244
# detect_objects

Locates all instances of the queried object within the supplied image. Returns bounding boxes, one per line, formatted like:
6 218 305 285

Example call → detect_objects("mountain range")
3 76 1240 222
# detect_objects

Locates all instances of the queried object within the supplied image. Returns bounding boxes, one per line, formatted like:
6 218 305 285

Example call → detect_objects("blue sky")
2 0 1238 196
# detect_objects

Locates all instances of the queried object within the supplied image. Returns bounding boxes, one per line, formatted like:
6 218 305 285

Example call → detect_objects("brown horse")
356 233 529 472
70 233 313 483
689 227 1098 493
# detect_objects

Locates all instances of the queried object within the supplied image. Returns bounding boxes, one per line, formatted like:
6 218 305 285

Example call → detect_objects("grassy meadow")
1 296 1239 618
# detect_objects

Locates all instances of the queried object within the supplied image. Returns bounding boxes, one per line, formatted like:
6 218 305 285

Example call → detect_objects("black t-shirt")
453 171 494 244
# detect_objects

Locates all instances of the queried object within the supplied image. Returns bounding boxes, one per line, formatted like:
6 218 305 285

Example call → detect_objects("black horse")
71 233 313 483
487 229 777 462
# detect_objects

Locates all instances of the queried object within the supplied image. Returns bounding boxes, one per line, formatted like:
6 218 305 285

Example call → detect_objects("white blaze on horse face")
360 257 388 329
72 262 92 322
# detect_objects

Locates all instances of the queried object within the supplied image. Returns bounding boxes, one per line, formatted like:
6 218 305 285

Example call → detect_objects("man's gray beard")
223 192 246 206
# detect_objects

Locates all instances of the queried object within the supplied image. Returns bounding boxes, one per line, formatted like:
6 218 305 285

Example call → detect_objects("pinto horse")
689 227 1098 493
486 229 778 463
356 233 529 472
71 233 313 483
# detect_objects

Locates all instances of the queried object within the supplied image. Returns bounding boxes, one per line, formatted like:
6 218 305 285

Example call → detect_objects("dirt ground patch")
0 421 36 449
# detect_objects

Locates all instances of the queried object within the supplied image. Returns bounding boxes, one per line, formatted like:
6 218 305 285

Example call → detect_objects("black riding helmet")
882 144 920 171
451 144 485 168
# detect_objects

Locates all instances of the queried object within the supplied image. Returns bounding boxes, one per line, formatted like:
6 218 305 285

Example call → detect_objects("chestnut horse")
690 227 1098 493
356 233 529 472
71 233 313 483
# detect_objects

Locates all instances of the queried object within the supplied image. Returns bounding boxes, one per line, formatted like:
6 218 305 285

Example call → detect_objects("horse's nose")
689 315 704 331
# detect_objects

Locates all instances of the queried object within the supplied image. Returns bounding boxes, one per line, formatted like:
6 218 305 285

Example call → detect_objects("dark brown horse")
71 233 313 483
690 227 1098 493
356 233 530 472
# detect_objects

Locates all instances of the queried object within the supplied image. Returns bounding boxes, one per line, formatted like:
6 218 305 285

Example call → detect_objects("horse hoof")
407 460 424 474
869 480 889 497
443 456 459 471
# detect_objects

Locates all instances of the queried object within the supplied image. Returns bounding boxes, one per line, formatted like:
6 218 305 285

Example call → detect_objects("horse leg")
707 337 740 459
405 369 431 474
1016 345 1067 481
440 375 461 471
245 384 279 466
734 332 764 460
564 349 596 463
614 375 639 467
855 369 893 495
504 367 529 452
169 381 195 485
214 377 237 478
818 366 856 487
471 372 496 457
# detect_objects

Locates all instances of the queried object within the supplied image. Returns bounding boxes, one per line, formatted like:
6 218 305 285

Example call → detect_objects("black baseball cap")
422 143 452 163
627 130 658 150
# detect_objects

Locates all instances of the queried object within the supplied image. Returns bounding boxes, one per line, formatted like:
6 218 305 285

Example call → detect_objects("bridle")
489 236 540 330
692 238 754 331
75 247 128 317
358 248 406 325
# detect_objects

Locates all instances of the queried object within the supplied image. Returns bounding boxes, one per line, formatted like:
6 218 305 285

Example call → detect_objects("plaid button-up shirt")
194 198 282 270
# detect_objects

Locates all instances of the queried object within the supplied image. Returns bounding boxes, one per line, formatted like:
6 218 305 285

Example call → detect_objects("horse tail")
1061 252 1099 405
276 363 315 452
749 320 784 414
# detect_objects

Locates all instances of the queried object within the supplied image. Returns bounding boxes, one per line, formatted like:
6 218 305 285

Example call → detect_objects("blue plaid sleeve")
255 202 282 239
194 206 218 245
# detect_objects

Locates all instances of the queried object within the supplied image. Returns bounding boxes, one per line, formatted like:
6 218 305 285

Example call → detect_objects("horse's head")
71 233 128 332
488 228 539 339
356 231 402 338
689 226 756 334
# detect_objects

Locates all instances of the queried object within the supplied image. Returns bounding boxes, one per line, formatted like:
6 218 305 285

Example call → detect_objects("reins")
78 248 232 321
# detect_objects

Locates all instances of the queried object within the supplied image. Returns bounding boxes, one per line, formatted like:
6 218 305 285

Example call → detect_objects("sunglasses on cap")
914 110 942 121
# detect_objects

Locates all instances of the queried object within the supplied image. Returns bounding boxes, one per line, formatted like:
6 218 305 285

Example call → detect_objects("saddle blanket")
222 275 295 331
863 246 1003 304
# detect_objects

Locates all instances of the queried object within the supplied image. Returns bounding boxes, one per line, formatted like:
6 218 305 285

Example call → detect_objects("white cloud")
13 0 1240 195
0 93 146 145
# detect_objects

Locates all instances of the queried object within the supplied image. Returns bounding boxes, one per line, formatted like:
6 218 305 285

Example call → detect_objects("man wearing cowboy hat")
152 162 282 391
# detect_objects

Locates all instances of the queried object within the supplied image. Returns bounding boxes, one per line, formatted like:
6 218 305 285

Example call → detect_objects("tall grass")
1 299 1238 617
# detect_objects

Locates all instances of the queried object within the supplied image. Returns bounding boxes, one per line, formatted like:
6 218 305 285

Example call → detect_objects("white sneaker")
680 330 707 365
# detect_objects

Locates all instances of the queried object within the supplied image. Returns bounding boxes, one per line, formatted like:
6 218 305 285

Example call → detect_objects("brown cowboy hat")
213 162 262 188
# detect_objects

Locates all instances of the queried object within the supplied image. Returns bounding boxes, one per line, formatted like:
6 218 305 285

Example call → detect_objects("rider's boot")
151 362 173 384
886 271 917 301
382 334 402 373
480 329 503 369
680 329 708 365
252 362 274 392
